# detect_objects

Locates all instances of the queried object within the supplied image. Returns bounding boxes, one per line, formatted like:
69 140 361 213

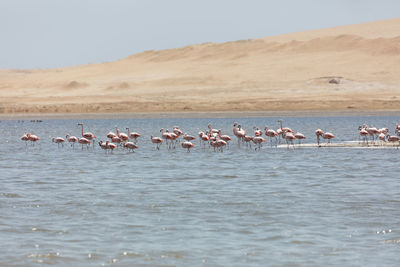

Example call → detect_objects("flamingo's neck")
80 124 84 136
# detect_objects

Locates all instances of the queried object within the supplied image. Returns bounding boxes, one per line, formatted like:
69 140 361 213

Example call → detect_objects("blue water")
0 115 399 266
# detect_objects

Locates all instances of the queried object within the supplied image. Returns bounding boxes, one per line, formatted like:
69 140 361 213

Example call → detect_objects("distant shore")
1 110 400 120
1 18 399 120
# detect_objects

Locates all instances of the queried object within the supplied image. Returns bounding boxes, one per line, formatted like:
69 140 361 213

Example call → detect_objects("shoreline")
1 110 400 120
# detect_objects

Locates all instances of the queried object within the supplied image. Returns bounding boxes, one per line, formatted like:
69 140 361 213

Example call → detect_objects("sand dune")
1 17 400 114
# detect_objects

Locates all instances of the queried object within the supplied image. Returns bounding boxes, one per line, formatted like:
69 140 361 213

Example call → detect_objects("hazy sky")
1 0 399 69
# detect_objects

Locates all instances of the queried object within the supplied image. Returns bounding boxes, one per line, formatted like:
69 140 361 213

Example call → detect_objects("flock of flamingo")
20 121 400 152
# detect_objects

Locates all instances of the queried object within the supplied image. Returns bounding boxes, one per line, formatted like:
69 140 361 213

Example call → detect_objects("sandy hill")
1 17 400 114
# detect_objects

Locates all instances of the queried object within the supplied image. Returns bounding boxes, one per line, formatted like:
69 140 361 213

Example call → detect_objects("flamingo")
315 129 324 146
99 140 108 150
252 136 266 150
200 132 210 147
98 140 116 152
124 142 139 152
315 129 335 145
276 128 283 144
218 131 232 148
216 139 227 152
236 125 246 146
283 131 296 148
151 135 163 150
253 126 262 137
160 128 170 146
183 133 196 141
243 135 253 148
322 132 335 144
294 132 306 145
115 127 129 142
264 127 278 147
378 133 386 145
207 124 220 135
66 134 78 148
181 141 194 152
366 126 379 143
387 135 400 148
78 137 91 149
169 132 178 149
233 122 246 146
77 123 96 140
210 139 227 152
21 133 29 146
105 141 117 152
173 126 183 141
126 127 141 143
278 120 294 133
111 136 123 145
52 137 65 148
27 133 39 145
359 128 369 145
106 131 117 139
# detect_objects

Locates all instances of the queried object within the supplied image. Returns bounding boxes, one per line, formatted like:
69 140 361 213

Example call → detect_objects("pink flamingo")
252 136 266 150
207 124 220 135
378 133 386 145
387 135 400 148
111 136 123 145
151 135 163 150
216 139 227 151
253 126 262 137
183 133 196 141
278 120 294 133
66 134 78 148
264 127 278 147
283 132 296 148
366 126 380 143
98 140 116 153
218 131 232 148
200 132 210 147
181 141 194 152
77 123 96 140
115 127 129 142
21 133 29 146
160 128 170 145
359 128 369 145
243 135 253 148
169 132 178 149
316 130 335 145
106 131 117 139
315 129 324 146
78 137 91 149
126 127 141 143
99 140 107 150
173 126 183 141
322 132 335 144
233 122 246 146
27 133 39 146
124 141 139 152
106 141 117 152
294 132 306 145
52 137 65 148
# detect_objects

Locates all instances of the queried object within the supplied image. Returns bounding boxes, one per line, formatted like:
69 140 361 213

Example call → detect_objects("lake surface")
1 115 400 266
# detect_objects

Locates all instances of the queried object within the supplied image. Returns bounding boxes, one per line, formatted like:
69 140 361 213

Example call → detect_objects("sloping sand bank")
1 18 399 115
